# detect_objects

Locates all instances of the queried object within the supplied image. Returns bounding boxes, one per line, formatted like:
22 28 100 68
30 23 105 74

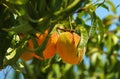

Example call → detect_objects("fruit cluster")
20 29 85 64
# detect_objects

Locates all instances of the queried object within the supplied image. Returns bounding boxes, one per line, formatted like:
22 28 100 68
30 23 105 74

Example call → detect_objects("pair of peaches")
20 28 85 64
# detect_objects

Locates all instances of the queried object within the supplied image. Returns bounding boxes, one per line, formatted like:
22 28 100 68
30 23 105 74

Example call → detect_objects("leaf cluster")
0 0 120 79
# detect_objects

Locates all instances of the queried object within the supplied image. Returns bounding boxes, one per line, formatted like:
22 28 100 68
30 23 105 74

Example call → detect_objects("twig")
56 27 75 33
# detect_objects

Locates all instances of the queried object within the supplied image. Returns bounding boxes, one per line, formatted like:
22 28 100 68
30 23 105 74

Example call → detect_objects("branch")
54 0 80 16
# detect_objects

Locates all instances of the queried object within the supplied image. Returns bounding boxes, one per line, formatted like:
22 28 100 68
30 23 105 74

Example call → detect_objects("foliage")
0 0 120 79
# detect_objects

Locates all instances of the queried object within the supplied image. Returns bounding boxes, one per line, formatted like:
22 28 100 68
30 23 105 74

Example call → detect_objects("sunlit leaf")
91 53 99 66
6 48 17 60
105 1 116 13
6 0 28 5
0 0 120 79
88 11 97 37
4 38 27 66
12 62 25 73
97 16 105 43
105 34 112 52
111 34 119 45
89 14 97 37
77 25 89 48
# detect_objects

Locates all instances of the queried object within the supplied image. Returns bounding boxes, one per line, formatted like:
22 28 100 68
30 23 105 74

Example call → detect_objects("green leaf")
6 48 17 60
7 0 28 5
116 4 120 8
38 0 47 15
101 4 109 12
106 1 116 13
89 22 97 37
78 25 89 48
97 17 105 43
47 0 62 12
105 34 112 52
111 34 119 45
0 30 13 69
87 10 98 38
54 0 80 16
4 37 27 67
11 61 25 73
91 53 99 66
84 3 96 13
89 12 97 37
10 22 33 33
52 64 61 78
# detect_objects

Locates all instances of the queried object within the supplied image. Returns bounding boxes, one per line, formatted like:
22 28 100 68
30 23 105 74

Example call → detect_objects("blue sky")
96 0 120 19
0 0 120 79
96 0 120 30
83 0 120 69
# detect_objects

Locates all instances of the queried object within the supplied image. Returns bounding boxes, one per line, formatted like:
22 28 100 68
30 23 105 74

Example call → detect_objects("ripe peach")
56 32 85 64
20 30 58 61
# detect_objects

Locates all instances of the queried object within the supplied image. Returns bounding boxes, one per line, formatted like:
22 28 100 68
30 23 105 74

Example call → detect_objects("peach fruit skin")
56 32 85 64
